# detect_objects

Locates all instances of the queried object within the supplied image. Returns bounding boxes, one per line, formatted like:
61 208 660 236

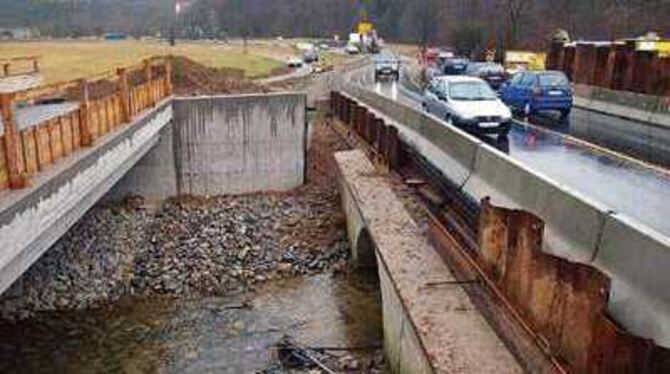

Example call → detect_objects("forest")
1 0 669 51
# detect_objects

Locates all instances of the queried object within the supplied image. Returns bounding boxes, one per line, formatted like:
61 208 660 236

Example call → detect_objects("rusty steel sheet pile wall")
331 87 670 358
0 56 172 191
477 199 669 373
547 41 670 97
171 93 306 195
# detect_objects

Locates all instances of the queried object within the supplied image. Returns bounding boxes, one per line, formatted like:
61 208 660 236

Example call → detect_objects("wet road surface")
367 79 670 238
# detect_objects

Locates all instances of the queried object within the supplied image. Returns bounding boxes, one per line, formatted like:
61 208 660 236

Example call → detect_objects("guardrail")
0 56 173 190
0 56 40 78
330 85 670 352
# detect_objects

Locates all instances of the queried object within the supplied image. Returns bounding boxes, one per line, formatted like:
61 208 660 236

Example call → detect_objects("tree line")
1 0 669 52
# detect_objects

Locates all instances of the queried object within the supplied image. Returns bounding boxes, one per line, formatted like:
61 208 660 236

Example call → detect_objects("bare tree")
502 0 533 47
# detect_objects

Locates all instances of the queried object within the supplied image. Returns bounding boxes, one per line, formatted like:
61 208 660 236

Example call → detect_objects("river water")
0 272 384 373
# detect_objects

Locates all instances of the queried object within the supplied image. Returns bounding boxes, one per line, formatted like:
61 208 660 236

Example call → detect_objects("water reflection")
0 273 382 374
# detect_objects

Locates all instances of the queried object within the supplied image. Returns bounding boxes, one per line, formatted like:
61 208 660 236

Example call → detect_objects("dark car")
373 52 400 82
302 49 319 63
499 70 573 118
464 62 508 90
440 57 470 75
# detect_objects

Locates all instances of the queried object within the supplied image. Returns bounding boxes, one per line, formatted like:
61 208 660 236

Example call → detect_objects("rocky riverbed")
0 121 353 319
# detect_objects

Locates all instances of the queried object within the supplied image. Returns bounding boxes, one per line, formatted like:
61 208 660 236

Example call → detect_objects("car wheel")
560 108 571 119
523 103 532 116
445 113 453 125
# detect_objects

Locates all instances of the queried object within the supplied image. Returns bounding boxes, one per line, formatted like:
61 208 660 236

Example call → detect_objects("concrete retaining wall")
0 100 172 295
110 93 307 200
342 85 670 347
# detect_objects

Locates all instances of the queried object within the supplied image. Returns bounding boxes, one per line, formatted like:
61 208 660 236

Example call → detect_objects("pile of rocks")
0 197 153 319
0 120 353 319
131 193 349 296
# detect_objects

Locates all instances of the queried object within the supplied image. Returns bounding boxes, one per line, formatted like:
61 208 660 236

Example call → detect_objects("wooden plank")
35 122 52 168
71 110 81 150
61 115 73 156
114 94 121 127
0 93 26 188
89 100 99 140
48 119 63 162
21 128 38 175
0 138 8 189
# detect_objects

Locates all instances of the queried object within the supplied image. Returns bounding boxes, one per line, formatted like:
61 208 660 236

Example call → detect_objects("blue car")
499 71 573 118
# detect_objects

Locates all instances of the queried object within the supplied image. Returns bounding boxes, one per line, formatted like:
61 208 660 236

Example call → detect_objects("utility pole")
170 0 185 46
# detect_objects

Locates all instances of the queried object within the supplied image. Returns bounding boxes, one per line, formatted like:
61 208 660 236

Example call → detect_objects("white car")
345 43 360 55
421 76 512 136
286 57 304 68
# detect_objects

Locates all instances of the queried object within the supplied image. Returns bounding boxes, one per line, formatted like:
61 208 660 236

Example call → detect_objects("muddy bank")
0 121 353 319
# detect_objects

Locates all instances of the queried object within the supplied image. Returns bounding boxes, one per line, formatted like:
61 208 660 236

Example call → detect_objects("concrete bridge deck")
0 99 173 295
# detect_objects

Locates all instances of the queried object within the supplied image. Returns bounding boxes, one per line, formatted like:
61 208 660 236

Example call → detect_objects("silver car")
422 76 512 136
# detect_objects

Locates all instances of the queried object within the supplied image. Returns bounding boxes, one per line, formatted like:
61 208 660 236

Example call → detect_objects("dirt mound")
171 56 267 95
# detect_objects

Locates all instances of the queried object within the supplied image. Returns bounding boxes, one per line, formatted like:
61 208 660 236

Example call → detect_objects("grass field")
0 40 287 83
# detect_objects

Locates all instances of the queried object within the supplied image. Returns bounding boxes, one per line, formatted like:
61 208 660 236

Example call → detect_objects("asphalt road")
364 76 670 238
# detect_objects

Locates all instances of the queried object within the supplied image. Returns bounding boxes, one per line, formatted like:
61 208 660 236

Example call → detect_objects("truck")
347 22 381 54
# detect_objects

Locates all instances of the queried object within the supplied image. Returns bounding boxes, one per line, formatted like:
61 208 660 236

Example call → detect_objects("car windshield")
448 58 468 66
449 81 497 101
482 64 504 74
539 72 569 87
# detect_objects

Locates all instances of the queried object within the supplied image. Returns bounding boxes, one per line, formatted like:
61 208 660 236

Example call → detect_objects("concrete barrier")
594 213 670 348
570 106 670 167
572 85 670 165
342 86 481 187
462 145 611 263
342 84 670 348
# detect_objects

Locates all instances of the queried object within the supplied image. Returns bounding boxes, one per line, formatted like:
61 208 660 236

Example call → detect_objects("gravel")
0 120 353 320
